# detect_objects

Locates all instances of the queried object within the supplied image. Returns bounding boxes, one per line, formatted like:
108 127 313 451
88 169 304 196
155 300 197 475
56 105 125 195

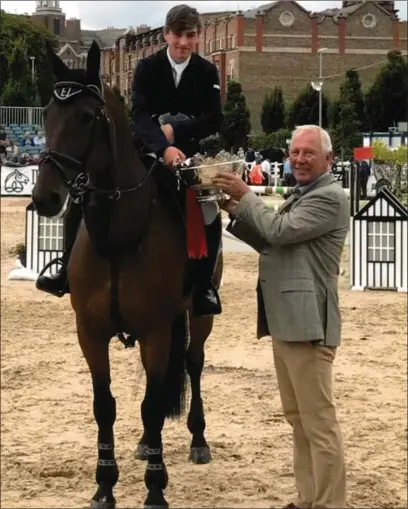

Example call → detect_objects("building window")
362 13 377 29
279 11 295 27
38 217 64 251
53 17 60 35
367 221 395 262
227 58 235 82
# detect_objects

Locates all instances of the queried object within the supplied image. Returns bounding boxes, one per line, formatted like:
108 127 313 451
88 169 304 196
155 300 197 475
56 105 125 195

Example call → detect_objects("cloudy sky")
2 1 407 30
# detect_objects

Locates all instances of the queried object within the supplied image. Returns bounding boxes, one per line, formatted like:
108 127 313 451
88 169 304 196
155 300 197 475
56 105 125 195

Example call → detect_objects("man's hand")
163 146 186 167
161 124 175 144
219 197 239 216
212 172 251 202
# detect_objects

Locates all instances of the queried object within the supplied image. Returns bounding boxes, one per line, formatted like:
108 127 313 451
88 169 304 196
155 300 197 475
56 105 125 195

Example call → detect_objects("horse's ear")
86 40 101 82
45 40 69 80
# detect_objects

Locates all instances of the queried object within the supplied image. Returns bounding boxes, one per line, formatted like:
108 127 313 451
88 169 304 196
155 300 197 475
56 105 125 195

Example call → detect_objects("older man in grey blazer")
213 125 349 509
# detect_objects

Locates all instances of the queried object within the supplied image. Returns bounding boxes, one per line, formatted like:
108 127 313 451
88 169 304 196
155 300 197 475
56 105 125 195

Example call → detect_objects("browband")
53 80 104 104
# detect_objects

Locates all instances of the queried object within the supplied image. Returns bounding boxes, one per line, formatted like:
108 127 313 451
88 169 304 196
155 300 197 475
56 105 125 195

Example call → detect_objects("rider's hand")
163 146 186 168
161 124 175 144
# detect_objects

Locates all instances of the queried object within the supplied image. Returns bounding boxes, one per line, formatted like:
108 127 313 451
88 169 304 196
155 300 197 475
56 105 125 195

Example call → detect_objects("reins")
39 80 152 203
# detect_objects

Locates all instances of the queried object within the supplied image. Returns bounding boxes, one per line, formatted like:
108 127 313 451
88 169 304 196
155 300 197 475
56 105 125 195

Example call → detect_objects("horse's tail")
164 311 188 419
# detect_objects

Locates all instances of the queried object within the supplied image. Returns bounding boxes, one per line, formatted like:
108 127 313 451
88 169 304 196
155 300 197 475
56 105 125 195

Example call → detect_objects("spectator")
21 132 34 147
6 140 19 158
34 130 46 146
249 157 264 185
261 157 272 185
283 156 296 187
0 125 7 160
359 160 371 200
246 147 256 163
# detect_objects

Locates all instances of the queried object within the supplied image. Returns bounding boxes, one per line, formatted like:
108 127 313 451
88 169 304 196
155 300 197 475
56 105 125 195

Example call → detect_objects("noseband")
39 81 151 203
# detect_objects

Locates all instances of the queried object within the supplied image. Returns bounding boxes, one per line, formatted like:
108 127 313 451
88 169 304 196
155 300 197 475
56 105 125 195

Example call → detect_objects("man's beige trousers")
272 340 346 509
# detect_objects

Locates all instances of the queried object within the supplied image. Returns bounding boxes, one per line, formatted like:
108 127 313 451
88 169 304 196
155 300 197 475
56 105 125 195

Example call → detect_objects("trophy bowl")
178 150 246 203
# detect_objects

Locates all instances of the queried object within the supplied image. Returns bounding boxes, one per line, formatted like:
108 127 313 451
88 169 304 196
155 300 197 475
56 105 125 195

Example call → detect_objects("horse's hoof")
144 490 168 509
189 446 212 464
90 496 116 509
135 443 149 461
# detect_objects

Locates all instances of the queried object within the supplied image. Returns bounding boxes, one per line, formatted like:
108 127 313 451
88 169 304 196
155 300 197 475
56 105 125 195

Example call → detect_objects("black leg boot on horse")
192 213 222 317
35 201 82 297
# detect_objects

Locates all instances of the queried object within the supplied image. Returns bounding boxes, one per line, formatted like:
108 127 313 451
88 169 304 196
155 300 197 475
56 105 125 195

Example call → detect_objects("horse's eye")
81 112 93 124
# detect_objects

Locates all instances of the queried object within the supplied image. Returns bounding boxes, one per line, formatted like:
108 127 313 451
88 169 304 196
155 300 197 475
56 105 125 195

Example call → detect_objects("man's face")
164 27 199 62
289 129 332 185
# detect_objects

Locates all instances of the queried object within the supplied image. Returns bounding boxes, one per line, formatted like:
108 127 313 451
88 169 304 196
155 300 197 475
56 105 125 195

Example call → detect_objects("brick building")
101 0 407 132
31 1 125 70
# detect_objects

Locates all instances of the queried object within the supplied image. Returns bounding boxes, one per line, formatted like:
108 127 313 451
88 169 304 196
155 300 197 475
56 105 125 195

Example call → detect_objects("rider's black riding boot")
35 202 82 297
193 213 222 317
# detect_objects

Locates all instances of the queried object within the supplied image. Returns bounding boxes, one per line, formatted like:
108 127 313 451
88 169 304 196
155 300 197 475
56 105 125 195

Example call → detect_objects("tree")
286 84 329 129
260 86 285 134
0 11 58 106
341 69 365 128
329 69 365 130
250 128 291 151
1 37 38 106
220 81 251 153
365 50 408 132
329 69 364 158
330 101 362 160
372 140 408 204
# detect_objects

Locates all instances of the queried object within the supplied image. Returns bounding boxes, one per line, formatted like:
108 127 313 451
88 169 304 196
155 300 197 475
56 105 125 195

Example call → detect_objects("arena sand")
1 197 407 509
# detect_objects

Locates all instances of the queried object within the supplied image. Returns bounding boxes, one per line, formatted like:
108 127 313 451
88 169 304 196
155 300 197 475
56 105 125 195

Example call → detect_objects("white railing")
1 106 43 127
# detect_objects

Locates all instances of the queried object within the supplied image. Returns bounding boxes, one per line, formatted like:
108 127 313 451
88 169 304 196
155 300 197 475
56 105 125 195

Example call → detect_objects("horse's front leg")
78 323 118 509
139 326 172 509
186 315 213 464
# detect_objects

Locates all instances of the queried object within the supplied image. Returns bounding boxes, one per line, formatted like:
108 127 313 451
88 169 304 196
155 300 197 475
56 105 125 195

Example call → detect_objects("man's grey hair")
290 125 333 153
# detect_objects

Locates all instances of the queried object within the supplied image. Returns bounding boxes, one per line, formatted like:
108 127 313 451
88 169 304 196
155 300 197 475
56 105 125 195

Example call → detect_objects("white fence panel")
1 106 43 127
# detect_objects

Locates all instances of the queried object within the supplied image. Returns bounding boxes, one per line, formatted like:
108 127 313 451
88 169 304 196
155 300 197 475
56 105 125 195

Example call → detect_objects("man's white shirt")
167 48 191 87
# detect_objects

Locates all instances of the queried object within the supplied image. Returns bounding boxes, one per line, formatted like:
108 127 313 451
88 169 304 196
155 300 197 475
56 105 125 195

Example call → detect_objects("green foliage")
0 11 58 106
1 37 38 106
341 70 365 129
365 50 408 132
328 70 365 159
286 84 329 129
220 81 251 153
249 128 292 151
372 140 407 165
260 86 285 134
330 102 362 159
372 140 408 204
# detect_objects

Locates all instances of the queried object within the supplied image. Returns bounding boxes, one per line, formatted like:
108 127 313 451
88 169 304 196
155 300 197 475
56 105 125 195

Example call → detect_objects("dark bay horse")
31 40 222 509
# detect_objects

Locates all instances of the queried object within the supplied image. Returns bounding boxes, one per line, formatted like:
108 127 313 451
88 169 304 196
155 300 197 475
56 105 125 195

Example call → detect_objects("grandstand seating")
3 123 44 155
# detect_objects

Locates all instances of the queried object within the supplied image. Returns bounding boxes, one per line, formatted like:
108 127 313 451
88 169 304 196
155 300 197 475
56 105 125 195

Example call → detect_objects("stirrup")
37 257 66 278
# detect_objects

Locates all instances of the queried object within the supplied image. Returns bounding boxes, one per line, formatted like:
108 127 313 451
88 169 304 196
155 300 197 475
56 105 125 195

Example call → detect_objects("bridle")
39 80 153 204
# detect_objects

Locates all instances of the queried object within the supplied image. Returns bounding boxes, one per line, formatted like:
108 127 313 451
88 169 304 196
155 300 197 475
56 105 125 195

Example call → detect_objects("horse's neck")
111 120 144 190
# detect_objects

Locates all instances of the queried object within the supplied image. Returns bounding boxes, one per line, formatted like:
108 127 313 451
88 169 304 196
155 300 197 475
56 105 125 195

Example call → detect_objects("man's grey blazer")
227 172 350 346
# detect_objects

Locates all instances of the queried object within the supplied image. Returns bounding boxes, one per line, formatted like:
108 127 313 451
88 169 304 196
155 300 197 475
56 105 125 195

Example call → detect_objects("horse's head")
32 40 113 217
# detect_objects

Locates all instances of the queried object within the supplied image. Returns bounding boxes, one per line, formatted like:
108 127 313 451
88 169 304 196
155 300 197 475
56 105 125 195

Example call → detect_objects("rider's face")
164 28 199 63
